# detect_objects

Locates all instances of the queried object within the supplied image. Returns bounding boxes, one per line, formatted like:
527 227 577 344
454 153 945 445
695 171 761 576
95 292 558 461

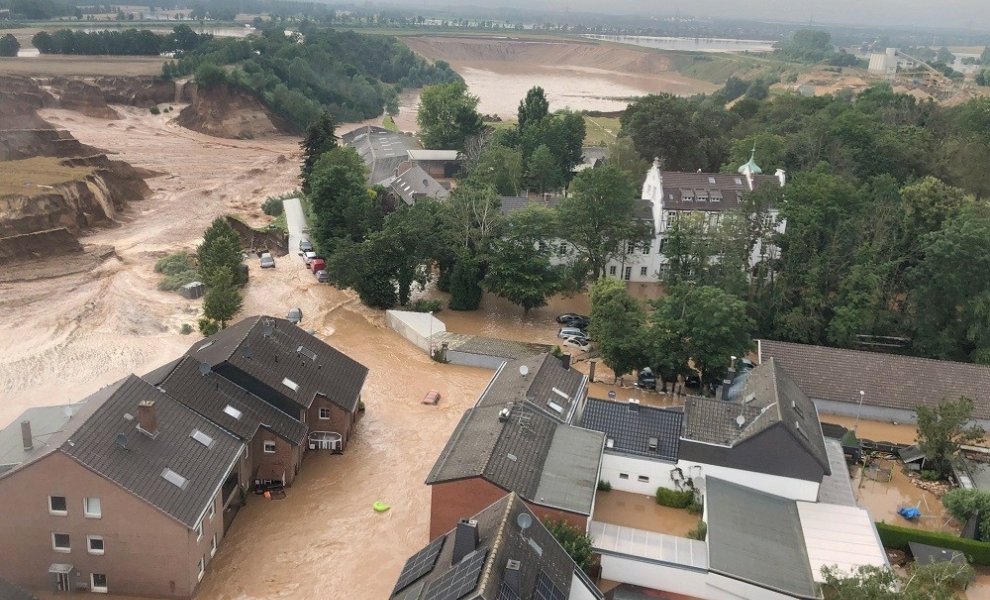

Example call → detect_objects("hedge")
656 487 694 509
875 522 990 565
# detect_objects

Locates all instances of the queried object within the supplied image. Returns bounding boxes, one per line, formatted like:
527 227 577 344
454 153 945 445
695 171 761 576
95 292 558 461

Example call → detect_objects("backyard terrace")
592 489 700 537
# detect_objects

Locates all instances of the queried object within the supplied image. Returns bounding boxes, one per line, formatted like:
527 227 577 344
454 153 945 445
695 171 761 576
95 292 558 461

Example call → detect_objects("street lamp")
854 390 865 432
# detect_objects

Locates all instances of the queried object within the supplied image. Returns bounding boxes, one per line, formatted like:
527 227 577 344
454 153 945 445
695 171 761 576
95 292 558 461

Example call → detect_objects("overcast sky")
392 0 990 31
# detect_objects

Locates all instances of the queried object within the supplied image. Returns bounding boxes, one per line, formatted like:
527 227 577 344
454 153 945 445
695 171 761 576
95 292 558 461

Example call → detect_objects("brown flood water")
593 489 699 537
819 413 919 445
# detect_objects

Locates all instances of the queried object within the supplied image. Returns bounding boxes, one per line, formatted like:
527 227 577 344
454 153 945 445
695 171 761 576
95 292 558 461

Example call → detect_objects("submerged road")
283 197 306 254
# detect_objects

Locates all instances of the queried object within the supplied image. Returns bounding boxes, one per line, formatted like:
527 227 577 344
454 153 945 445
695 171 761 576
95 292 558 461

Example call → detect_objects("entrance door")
55 572 70 591
624 266 632 281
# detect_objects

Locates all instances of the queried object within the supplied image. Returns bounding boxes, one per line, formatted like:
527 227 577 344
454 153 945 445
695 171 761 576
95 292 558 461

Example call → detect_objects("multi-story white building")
605 154 788 284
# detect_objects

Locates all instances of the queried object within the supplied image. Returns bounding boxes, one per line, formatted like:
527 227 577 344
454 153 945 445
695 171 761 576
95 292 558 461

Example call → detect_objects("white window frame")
638 475 650 483
197 556 205 581
210 533 218 557
208 498 216 521
263 440 277 454
318 407 332 420
84 496 101 519
87 534 105 555
49 495 68 516
608 265 617 276
195 520 203 542
52 532 71 552
640 266 648 277
618 473 629 480
90 573 108 594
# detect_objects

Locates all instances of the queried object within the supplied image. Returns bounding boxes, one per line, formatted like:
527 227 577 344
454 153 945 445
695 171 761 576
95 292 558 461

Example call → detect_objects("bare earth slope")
176 82 293 139
402 35 718 115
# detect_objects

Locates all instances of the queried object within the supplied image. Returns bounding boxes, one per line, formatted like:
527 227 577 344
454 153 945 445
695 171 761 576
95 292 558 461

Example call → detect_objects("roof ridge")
760 338 990 371
475 493 516 595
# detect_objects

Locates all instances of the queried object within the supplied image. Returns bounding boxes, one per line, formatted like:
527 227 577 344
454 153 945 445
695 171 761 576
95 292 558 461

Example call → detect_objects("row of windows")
608 266 652 278
617 473 651 483
51 532 104 554
197 534 219 582
49 495 101 518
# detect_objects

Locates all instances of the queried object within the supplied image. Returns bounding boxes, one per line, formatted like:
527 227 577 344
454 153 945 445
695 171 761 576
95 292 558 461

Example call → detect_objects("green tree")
203 268 242 328
649 285 754 388
557 165 651 282
31 31 54 54
448 251 484 311
589 278 649 381
194 62 228 88
467 143 523 196
620 94 705 170
526 144 562 194
517 86 549 133
0 34 19 58
981 46 990 65
544 519 594 572
308 147 378 256
822 562 973 600
942 488 990 540
417 81 483 150
300 112 337 193
484 206 562 313
197 217 245 288
915 397 985 479
605 136 649 193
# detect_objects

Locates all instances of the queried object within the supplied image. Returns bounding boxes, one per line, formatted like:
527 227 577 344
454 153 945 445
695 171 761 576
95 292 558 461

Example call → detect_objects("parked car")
421 390 441 405
260 252 275 268
562 336 592 352
556 313 590 327
299 238 313 252
636 367 657 390
316 269 329 283
311 257 326 273
287 308 303 324
303 251 317 266
558 327 589 340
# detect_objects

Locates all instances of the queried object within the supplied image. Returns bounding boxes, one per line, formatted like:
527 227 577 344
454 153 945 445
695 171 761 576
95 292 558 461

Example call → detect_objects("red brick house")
0 376 244 598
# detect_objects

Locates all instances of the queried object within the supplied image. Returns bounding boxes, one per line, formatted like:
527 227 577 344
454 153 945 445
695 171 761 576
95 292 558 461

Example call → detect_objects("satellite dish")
519 365 529 377
516 512 532 531
735 414 746 428
198 362 211 376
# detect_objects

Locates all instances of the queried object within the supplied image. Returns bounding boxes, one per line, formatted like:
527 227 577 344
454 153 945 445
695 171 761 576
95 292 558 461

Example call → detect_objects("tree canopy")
300 111 338 193
0 34 20 58
915 397 985 479
417 81 484 151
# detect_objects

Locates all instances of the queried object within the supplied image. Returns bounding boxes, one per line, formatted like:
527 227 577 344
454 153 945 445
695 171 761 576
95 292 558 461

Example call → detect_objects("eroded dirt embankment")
176 81 292 139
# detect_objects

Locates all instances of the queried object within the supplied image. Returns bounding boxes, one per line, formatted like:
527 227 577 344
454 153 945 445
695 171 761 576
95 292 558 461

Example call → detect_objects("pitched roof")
581 398 682 461
187 316 369 413
475 354 587 423
426 402 603 515
343 125 422 184
0 577 37 600
0 380 123 478
159 356 308 446
683 359 831 474
60 375 243 528
659 170 780 211
391 493 601 600
758 339 990 421
706 477 819 599
388 164 450 206
499 196 560 216
407 149 460 162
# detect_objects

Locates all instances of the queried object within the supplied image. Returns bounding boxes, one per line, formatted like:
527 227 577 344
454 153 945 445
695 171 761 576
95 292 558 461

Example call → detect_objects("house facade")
604 155 787 283
0 376 243 598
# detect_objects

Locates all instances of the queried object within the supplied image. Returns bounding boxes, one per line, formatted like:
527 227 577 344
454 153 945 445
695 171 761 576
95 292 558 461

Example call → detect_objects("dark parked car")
299 238 313 252
556 313 590 328
636 368 657 390
287 308 303 324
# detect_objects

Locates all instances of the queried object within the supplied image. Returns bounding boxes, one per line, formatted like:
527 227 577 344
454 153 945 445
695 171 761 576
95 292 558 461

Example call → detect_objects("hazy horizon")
375 0 990 32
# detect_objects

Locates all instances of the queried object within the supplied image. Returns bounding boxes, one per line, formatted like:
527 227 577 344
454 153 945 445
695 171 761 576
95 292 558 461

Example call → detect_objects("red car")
421 390 441 405
311 258 326 273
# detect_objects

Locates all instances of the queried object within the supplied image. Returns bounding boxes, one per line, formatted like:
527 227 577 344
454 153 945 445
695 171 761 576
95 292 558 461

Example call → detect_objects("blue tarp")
898 507 921 520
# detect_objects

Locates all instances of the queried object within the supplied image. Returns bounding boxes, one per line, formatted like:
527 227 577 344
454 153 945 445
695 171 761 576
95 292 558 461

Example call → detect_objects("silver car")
260 253 275 268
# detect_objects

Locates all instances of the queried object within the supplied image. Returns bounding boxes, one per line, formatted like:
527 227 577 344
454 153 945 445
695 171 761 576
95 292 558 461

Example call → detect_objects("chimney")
21 421 33 451
452 518 479 565
775 168 786 187
137 400 158 437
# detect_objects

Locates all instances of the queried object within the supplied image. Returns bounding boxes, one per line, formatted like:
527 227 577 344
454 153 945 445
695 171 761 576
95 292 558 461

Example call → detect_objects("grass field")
583 116 621 145
0 157 94 198
0 55 166 76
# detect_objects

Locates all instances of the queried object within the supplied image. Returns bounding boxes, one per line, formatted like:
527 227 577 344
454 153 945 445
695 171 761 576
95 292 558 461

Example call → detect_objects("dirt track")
0 55 167 76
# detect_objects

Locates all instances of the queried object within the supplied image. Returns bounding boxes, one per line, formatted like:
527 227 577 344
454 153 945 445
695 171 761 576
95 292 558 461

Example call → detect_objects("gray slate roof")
159 356 308 446
188 316 368 413
683 359 830 473
581 398 682 461
706 477 820 599
391 493 601 600
758 339 990 421
0 577 37 600
476 354 587 423
343 125 422 184
60 375 243 529
387 164 450 206
426 402 603 515
659 171 780 211
0 380 123 478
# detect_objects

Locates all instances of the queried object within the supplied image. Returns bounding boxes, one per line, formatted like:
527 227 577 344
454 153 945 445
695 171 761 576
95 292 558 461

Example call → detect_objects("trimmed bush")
408 299 443 313
687 520 707 540
179 323 193 335
875 522 990 565
656 487 694 509
154 252 200 291
149 105 160 115
597 480 612 492
261 196 284 217
198 318 220 336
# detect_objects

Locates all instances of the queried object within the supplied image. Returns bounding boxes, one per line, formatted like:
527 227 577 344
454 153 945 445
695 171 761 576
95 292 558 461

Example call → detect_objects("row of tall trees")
32 25 208 55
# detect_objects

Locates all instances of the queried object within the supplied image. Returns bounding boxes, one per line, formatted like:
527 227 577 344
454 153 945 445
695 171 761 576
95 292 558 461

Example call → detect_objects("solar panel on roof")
496 581 521 600
423 548 487 600
393 536 446 594
533 572 565 600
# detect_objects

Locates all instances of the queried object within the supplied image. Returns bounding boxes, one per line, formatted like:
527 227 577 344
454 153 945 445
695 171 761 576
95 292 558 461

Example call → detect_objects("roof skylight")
282 377 299 392
190 429 214 448
223 404 242 420
161 467 189 489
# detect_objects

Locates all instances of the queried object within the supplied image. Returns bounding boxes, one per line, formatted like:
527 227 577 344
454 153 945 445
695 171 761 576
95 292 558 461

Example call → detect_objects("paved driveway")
283 197 307 254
